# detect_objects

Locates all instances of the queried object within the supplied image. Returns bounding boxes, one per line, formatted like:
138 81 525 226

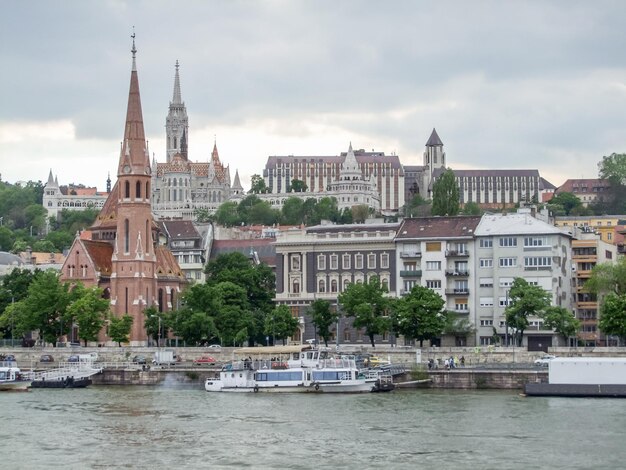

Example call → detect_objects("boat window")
307 352 314 359
256 371 303 381
0 372 6 379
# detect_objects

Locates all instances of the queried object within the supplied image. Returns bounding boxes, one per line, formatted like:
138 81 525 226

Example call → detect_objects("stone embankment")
4 345 626 390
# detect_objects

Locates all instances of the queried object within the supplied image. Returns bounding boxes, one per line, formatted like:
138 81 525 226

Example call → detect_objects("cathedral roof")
155 245 186 280
426 128 443 146
91 181 119 229
81 239 114 276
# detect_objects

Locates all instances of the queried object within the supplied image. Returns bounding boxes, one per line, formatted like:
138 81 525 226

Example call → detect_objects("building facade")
273 222 400 344
43 170 110 221
394 216 482 346
473 210 574 349
571 231 617 346
262 147 405 214
555 179 611 207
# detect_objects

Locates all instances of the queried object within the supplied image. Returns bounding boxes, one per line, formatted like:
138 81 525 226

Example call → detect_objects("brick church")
60 37 186 345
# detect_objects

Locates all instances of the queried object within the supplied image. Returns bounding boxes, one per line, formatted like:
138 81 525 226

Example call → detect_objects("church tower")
110 35 158 343
424 128 446 179
165 60 188 162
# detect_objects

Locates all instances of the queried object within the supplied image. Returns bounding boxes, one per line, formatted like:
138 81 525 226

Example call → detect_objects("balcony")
446 289 470 296
400 270 422 277
452 308 470 315
445 250 470 258
445 270 469 277
400 251 422 258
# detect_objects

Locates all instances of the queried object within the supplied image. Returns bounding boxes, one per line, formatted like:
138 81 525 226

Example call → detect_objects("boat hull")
0 381 32 391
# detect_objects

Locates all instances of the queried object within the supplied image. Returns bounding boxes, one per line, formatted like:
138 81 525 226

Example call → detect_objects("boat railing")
318 358 356 369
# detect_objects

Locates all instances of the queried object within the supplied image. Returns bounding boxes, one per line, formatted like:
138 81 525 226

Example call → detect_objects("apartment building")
394 216 482 346
571 231 617 346
473 210 574 350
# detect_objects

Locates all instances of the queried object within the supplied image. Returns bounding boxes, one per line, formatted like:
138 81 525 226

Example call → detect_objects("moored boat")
0 363 32 391
205 345 379 393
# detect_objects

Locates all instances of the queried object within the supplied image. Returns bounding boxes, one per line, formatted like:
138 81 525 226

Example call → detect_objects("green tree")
15 270 76 345
311 197 341 225
194 207 212 223
402 194 431 218
290 179 308 193
265 304 300 345
32 240 58 253
542 306 580 345
0 227 16 251
108 314 134 346
338 277 389 347
45 230 75 253
548 192 584 216
596 153 626 213
431 168 460 216
308 299 339 347
143 306 164 345
249 174 269 194
351 205 370 223
67 286 110 346
461 202 483 216
598 293 626 344
586 257 626 295
505 278 551 346
204 252 275 315
281 197 305 225
172 308 218 346
393 285 446 346
248 200 280 225
213 201 241 227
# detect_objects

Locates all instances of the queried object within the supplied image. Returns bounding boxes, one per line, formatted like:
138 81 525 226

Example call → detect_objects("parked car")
39 354 54 363
3 354 16 363
193 355 217 366
207 344 222 351
368 356 391 367
132 355 147 364
67 355 80 363
534 354 557 366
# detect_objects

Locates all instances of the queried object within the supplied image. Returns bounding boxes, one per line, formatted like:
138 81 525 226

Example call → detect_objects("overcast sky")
2 1 626 191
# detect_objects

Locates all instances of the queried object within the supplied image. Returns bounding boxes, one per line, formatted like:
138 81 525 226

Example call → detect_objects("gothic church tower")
110 36 158 342
424 128 446 180
165 60 188 162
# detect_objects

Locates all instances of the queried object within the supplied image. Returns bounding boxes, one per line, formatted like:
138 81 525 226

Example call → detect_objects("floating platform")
30 377 92 389
524 383 626 398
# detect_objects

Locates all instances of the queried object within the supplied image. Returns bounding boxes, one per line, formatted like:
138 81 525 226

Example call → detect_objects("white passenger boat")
205 345 378 393
0 363 32 391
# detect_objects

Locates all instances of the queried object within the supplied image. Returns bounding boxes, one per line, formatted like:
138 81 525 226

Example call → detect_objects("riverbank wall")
89 367 547 390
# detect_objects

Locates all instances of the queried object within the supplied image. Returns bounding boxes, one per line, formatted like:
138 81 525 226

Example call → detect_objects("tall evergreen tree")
431 169 460 216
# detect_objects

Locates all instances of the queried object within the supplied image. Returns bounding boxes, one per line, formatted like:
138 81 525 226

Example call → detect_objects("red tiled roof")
82 240 114 275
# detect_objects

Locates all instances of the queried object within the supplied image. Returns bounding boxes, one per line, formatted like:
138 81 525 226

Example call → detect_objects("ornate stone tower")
424 128 446 179
165 60 188 162
110 35 158 343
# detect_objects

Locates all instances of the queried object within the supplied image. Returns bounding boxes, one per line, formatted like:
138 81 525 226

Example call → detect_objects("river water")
1 385 624 470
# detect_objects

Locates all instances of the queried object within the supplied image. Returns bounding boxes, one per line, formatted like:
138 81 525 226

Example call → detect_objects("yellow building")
554 215 624 245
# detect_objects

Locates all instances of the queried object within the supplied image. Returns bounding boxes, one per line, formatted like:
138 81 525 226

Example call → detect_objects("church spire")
172 60 182 104
118 31 149 176
166 60 189 162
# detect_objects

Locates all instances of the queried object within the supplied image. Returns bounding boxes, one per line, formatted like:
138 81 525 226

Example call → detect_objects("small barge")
525 357 626 398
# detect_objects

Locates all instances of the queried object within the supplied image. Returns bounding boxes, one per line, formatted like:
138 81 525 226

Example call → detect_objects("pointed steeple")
341 142 361 178
106 172 111 193
47 169 55 185
166 61 189 162
118 33 149 176
172 60 182 104
232 170 244 194
426 128 443 147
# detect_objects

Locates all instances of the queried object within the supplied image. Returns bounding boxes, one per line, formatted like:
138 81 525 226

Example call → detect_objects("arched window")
124 181 130 198
158 288 164 312
292 280 300 294
318 279 326 293
136 181 141 199
146 181 150 197
331 279 338 292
